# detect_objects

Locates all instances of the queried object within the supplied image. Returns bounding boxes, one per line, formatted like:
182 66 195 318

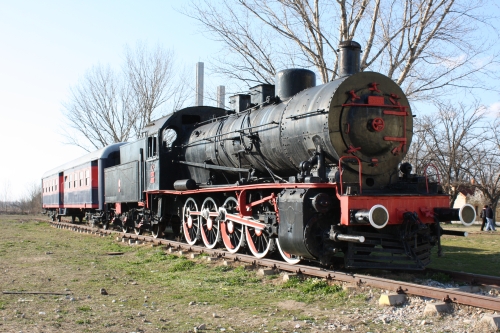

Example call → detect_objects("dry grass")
0 215 370 332
1 215 498 332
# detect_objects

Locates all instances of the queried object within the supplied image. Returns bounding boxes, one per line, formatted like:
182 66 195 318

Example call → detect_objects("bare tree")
404 117 430 174
405 101 486 206
26 182 42 214
125 42 191 137
466 189 486 214
470 155 500 220
185 0 499 99
184 1 278 86
12 182 41 215
63 64 136 151
467 118 500 219
63 43 190 151
1 180 11 213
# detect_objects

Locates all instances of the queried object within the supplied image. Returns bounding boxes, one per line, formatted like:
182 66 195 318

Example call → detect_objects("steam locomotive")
42 41 476 270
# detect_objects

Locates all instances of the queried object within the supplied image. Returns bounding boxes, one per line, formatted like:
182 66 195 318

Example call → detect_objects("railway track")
49 219 500 312
424 268 500 288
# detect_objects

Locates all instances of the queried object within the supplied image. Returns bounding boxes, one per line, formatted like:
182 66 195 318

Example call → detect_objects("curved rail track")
48 219 500 312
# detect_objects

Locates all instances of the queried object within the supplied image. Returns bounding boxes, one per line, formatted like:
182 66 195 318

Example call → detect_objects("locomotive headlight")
459 204 476 226
434 204 476 226
368 205 389 229
354 204 389 229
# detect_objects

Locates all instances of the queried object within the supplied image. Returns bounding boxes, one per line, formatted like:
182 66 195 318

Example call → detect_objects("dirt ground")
0 215 499 333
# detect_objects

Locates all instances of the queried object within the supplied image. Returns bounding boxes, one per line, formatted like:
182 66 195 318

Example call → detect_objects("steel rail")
425 268 500 287
49 220 500 312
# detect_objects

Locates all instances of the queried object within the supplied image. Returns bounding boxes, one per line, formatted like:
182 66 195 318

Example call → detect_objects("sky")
0 0 224 200
1 1 499 200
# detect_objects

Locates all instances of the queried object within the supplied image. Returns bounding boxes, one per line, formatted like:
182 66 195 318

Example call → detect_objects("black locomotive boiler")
43 41 476 270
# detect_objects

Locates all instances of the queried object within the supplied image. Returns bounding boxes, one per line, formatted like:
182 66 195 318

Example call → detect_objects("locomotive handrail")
195 113 232 126
179 122 279 148
338 156 362 195
285 109 327 119
423 163 441 194
194 98 277 127
341 103 408 109
176 160 251 173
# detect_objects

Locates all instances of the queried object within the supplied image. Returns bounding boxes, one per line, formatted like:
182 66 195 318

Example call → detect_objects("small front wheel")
121 223 130 233
151 224 164 239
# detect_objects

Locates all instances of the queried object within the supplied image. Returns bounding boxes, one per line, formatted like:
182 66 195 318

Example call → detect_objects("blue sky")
0 0 224 199
1 1 499 200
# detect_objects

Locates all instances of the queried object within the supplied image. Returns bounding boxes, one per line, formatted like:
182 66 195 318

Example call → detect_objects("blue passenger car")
42 143 125 221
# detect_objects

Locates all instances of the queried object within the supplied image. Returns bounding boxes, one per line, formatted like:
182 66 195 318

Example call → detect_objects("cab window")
147 134 157 158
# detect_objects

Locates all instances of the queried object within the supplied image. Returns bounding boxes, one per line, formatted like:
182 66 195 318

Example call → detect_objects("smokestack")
196 62 204 106
338 40 361 77
217 85 225 108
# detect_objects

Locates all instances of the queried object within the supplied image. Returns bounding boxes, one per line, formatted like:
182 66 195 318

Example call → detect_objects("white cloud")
486 102 500 116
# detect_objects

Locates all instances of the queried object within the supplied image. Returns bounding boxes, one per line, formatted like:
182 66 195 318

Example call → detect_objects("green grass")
1 215 495 332
426 271 452 283
280 277 347 303
77 306 92 312
428 224 500 276
168 259 196 272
